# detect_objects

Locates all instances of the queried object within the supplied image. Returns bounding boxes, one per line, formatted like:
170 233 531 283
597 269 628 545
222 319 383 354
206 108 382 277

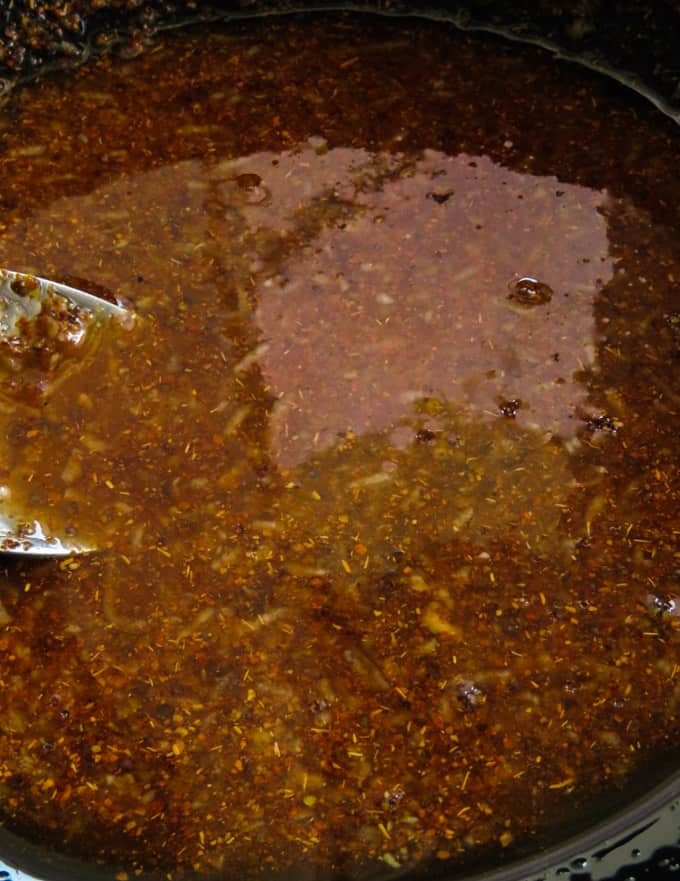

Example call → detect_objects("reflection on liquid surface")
246 147 612 464
0 13 677 881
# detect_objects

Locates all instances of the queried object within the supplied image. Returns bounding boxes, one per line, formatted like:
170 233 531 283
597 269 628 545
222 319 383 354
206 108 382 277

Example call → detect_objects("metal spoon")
0 268 128 330
0 517 89 557
0 269 129 557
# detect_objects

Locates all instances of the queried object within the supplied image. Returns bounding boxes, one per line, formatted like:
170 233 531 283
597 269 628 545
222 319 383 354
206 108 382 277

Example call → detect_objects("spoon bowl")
0 269 130 556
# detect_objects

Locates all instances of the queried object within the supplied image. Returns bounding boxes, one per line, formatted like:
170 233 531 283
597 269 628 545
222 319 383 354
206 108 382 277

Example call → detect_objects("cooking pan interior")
1 1 679 121
0 728 679 881
0 3 678 881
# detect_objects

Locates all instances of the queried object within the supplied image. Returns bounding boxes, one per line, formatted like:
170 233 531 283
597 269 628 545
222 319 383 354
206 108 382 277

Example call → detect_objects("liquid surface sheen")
0 13 678 880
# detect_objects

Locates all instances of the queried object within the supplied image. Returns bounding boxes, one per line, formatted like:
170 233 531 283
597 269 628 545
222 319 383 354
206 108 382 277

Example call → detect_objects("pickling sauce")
0 12 678 880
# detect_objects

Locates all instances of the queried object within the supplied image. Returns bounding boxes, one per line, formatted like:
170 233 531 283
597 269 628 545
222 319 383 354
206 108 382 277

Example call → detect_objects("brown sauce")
0 12 678 880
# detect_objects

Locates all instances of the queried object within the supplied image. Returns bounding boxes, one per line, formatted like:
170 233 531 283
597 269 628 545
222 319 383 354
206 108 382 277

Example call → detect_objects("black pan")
0 3 678 881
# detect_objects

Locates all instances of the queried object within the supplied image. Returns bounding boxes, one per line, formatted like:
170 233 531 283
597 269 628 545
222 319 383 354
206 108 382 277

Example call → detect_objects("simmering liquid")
0 12 678 880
